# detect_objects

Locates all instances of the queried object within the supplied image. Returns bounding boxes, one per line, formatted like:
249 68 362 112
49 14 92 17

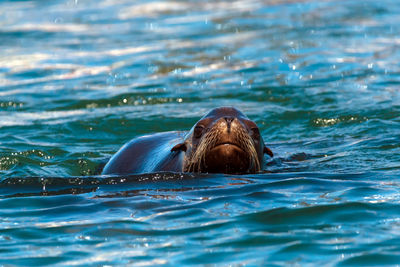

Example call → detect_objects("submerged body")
102 107 273 175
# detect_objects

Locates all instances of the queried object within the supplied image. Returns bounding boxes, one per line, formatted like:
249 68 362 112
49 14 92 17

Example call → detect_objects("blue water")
1 0 400 265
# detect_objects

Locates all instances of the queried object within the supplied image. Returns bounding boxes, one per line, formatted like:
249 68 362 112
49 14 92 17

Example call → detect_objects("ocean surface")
1 0 400 265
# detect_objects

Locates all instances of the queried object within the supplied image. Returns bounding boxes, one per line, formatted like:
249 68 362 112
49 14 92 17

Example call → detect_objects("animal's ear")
171 143 187 152
263 146 273 157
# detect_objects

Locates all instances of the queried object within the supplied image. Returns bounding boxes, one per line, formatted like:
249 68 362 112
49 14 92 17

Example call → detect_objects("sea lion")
102 107 273 175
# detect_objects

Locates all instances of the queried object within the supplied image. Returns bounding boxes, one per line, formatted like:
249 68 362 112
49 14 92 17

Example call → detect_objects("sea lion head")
171 107 273 174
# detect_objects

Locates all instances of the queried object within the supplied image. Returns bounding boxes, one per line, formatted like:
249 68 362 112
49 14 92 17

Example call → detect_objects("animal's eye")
251 127 260 139
194 125 205 138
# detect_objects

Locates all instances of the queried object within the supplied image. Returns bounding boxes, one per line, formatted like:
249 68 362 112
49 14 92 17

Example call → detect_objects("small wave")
0 172 204 198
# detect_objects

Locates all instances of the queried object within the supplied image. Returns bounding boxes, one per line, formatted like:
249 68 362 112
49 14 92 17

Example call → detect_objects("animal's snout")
224 116 235 132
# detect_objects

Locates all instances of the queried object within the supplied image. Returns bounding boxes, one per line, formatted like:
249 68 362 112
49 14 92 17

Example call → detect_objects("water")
1 0 400 265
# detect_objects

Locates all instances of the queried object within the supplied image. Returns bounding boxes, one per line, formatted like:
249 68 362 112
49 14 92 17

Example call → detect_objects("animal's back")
102 131 186 175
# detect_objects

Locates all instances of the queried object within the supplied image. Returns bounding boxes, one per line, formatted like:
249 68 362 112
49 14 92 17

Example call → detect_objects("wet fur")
184 120 260 173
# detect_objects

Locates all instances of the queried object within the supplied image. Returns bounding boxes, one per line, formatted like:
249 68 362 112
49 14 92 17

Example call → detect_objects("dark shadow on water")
0 172 211 198
0 171 394 199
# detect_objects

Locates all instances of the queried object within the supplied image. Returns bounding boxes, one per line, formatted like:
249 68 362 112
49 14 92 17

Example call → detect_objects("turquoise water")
1 0 400 265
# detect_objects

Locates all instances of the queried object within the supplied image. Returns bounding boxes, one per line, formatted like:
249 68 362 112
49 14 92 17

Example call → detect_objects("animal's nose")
224 117 234 124
224 117 235 132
